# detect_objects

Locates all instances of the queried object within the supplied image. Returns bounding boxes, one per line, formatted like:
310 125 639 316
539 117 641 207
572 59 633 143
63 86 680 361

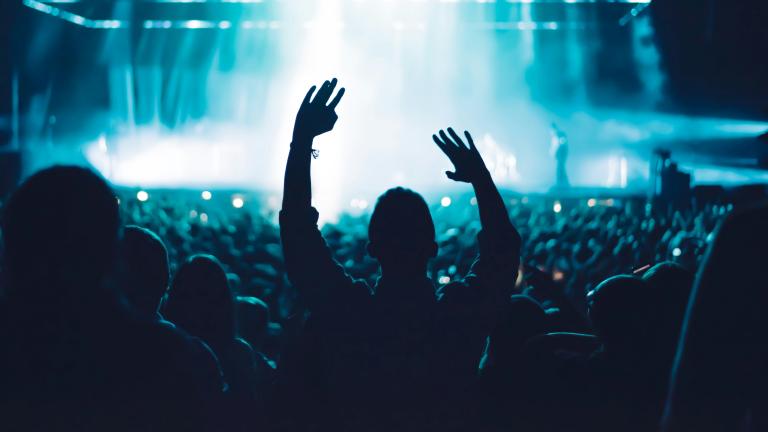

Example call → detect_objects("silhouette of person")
280 79 521 431
163 254 262 427
550 123 570 189
118 225 171 319
236 296 277 380
0 166 222 431
663 204 768 432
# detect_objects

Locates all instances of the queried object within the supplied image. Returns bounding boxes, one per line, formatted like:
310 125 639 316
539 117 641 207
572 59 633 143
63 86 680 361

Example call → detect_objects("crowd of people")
0 78 765 431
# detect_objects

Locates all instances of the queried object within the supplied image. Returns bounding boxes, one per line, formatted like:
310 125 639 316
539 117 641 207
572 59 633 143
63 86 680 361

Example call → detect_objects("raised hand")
433 128 488 183
293 78 346 144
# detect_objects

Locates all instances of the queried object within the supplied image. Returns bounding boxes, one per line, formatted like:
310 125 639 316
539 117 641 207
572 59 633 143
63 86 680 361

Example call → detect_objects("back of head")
367 187 437 270
642 262 694 350
490 295 549 360
163 254 234 345
588 275 650 351
119 226 170 316
1 166 119 301
236 296 270 350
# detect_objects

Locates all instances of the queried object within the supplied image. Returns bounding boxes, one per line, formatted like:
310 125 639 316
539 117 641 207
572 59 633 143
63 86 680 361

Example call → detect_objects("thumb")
445 171 458 181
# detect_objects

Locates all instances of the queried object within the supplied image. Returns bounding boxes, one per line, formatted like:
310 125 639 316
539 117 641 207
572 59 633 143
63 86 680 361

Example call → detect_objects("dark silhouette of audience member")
480 294 549 374
163 254 261 422
236 296 277 379
663 205 768 432
0 166 222 431
279 78 520 431
118 225 170 318
641 261 694 373
477 295 549 431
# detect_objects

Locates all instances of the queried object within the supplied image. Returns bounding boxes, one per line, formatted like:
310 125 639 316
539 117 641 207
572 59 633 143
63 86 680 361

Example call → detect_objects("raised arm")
280 79 361 312
282 78 345 211
433 128 521 291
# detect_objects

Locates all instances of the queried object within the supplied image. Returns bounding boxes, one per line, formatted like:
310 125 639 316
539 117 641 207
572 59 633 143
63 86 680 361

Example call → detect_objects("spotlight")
201 190 212 200
438 276 451 285
672 247 682 257
232 196 245 209
553 201 562 213
441 196 452 207
137 190 149 202
587 198 597 208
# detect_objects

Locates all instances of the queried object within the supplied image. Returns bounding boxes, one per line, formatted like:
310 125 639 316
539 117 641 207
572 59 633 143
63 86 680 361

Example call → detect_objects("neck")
379 266 428 282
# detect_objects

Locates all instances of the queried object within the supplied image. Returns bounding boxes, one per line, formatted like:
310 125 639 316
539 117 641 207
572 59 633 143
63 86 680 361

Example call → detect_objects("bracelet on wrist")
290 142 319 159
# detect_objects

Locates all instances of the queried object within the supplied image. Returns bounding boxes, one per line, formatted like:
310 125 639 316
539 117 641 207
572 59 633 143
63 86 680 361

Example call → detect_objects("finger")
328 87 345 110
320 78 339 105
302 85 317 105
464 131 477 151
445 171 458 181
447 128 467 150
313 80 332 105
433 134 452 156
439 130 456 150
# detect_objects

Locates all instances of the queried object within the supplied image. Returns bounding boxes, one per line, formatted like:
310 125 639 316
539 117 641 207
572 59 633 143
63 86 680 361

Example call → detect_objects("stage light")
553 201 562 213
470 197 478 206
200 213 209 223
201 190 212 200
232 196 245 208
441 197 452 207
438 276 451 285
137 190 149 202
587 198 597 207
672 247 682 257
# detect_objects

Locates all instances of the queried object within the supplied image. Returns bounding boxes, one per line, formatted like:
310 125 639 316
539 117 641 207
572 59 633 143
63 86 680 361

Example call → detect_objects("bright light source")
200 213 209 224
587 198 597 208
441 196 452 207
232 196 245 209
201 190 212 200
672 247 682 257
136 190 149 202
438 276 451 284
553 269 565 282
553 201 562 213
358 199 369 210
98 134 108 153
470 197 478 206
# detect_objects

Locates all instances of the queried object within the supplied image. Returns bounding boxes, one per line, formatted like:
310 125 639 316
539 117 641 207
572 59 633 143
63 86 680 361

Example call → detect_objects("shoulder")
436 279 486 304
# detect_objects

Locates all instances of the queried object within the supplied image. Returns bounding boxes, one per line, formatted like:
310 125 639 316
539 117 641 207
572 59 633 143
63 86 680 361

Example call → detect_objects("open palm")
433 128 487 183
293 78 345 143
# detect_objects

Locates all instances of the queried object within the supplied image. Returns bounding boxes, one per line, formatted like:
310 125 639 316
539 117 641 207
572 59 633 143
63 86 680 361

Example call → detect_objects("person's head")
1 166 119 301
163 254 235 345
642 262 694 350
118 226 169 316
587 275 651 351
367 187 437 276
488 295 549 362
236 296 270 351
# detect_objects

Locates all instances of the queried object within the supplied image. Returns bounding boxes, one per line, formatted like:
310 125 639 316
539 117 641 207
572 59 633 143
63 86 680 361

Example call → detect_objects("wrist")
290 136 314 151
470 167 493 185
